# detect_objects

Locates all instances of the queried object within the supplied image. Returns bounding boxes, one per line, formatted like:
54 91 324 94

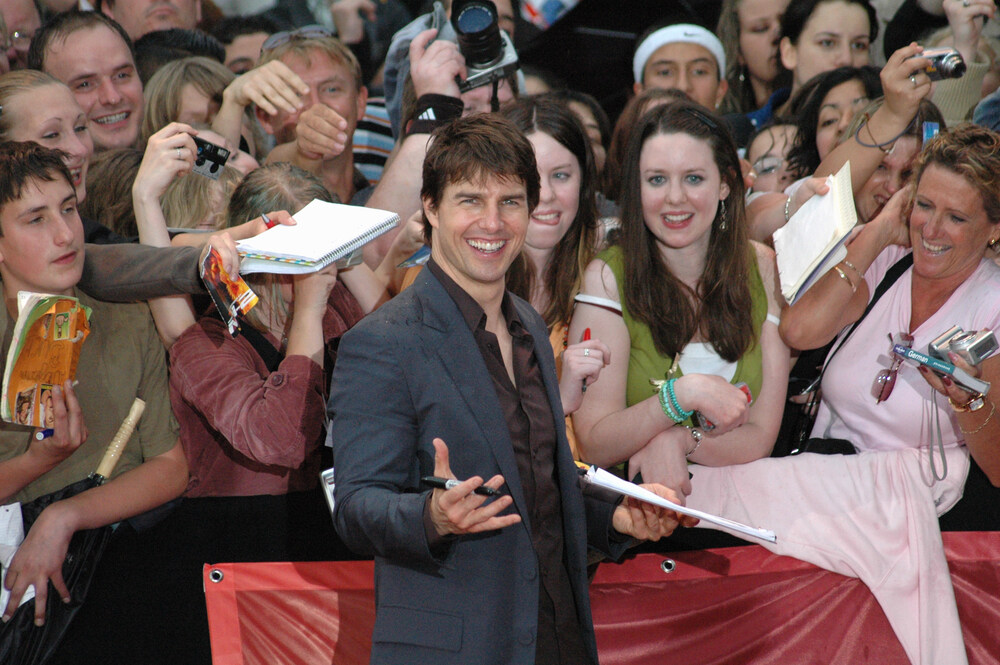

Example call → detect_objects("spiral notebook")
236 200 399 274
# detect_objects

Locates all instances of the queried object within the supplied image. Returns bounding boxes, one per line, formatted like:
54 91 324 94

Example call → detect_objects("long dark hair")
618 101 754 361
785 65 882 178
502 95 600 329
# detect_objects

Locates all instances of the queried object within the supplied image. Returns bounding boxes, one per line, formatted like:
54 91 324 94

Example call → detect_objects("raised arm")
780 186 912 350
132 123 201 347
816 44 931 191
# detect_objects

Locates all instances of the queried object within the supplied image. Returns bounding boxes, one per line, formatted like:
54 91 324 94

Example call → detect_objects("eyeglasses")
751 155 786 178
871 332 914 403
260 25 332 53
9 30 33 52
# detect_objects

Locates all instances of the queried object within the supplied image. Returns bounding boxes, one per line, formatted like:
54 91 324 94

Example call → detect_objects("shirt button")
518 630 534 645
270 374 284 387
523 566 537 581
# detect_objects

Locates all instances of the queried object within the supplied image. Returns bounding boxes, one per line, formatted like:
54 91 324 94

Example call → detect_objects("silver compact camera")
928 325 964 360
948 330 998 366
928 325 997 365
911 47 966 81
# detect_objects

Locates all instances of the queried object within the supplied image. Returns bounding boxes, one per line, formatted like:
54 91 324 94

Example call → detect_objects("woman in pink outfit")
687 124 1000 665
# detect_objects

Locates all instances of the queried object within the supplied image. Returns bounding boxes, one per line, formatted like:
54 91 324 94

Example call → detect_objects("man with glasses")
0 0 39 70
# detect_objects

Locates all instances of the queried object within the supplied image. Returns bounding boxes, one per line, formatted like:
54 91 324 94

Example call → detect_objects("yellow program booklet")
1 292 91 427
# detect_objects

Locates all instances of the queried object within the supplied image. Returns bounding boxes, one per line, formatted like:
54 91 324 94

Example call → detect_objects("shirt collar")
426 258 525 336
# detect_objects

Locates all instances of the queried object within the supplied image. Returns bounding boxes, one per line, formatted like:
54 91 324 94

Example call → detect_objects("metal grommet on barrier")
660 558 676 574
209 568 224 583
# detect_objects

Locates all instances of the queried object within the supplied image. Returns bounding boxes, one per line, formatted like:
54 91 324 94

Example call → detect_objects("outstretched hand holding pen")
425 438 520 537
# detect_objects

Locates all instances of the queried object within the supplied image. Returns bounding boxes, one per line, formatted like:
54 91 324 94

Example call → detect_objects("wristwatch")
949 394 986 412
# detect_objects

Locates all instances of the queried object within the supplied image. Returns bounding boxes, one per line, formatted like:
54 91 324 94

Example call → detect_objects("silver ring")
910 74 918 88
583 348 591 357
176 147 182 159
963 0 970 7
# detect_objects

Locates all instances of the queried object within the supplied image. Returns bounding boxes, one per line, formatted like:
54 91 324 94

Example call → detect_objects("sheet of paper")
580 464 777 543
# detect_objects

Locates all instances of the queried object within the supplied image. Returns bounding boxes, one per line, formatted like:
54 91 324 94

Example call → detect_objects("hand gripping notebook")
1 292 91 426
236 200 399 274
773 161 857 303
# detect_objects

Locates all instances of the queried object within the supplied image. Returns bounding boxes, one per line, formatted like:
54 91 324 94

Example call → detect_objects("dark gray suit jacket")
329 267 624 665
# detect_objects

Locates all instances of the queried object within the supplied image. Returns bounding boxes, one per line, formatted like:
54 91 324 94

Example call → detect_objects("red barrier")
204 532 1000 664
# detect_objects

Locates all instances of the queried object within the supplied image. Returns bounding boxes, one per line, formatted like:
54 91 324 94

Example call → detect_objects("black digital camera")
451 0 519 93
193 136 230 180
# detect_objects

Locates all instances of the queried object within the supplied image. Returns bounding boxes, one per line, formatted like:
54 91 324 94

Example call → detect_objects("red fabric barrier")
203 533 1000 664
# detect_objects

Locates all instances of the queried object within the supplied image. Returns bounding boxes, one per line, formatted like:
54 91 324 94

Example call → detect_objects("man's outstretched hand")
426 438 521 536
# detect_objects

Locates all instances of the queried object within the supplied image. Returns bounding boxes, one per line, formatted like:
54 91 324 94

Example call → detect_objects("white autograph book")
577 463 777 543
773 161 858 303
236 200 399 274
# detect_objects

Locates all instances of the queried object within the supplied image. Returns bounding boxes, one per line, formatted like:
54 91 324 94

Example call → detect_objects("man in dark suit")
329 114 692 664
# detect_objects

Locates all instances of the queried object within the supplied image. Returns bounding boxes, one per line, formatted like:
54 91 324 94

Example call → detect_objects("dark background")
514 0 724 122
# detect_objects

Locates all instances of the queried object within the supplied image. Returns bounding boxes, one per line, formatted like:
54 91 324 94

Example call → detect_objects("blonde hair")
160 165 243 231
0 70 65 138
224 162 336 331
141 56 234 145
257 36 362 92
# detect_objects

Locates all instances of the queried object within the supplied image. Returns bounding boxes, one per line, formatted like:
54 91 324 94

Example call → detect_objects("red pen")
581 328 591 393
262 213 278 229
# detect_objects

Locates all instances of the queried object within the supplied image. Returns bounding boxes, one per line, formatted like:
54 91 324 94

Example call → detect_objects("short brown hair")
908 124 1000 225
0 142 73 235
420 114 540 242
28 9 135 72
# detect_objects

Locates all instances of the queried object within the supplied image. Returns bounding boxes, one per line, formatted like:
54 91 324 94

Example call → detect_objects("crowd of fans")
0 0 997 662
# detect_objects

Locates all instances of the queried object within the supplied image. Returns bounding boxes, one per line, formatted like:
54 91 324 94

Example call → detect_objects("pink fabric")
686 446 971 665
170 283 363 497
813 249 1000 449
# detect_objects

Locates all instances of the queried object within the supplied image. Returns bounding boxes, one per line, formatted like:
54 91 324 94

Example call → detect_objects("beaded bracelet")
666 378 694 420
854 112 912 152
841 259 864 280
658 381 684 423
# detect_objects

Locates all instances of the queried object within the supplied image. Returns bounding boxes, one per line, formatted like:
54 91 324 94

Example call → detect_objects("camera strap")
816 253 915 391
490 79 501 113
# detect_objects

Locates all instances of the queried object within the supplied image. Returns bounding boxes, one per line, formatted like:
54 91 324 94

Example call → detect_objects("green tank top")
599 245 768 420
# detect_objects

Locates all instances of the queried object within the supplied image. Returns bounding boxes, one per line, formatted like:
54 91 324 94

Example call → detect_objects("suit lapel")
413 270 532 532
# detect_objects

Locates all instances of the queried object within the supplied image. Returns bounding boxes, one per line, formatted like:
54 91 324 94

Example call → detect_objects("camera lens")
452 0 503 68
939 53 966 79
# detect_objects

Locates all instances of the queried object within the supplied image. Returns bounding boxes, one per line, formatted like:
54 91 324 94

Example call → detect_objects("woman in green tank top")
569 101 790 498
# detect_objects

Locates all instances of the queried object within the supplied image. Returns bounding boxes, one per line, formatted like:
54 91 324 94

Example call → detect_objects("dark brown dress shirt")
427 259 591 665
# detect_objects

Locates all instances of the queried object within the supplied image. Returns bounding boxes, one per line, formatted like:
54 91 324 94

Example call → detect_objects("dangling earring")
719 200 728 231
738 65 746 83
